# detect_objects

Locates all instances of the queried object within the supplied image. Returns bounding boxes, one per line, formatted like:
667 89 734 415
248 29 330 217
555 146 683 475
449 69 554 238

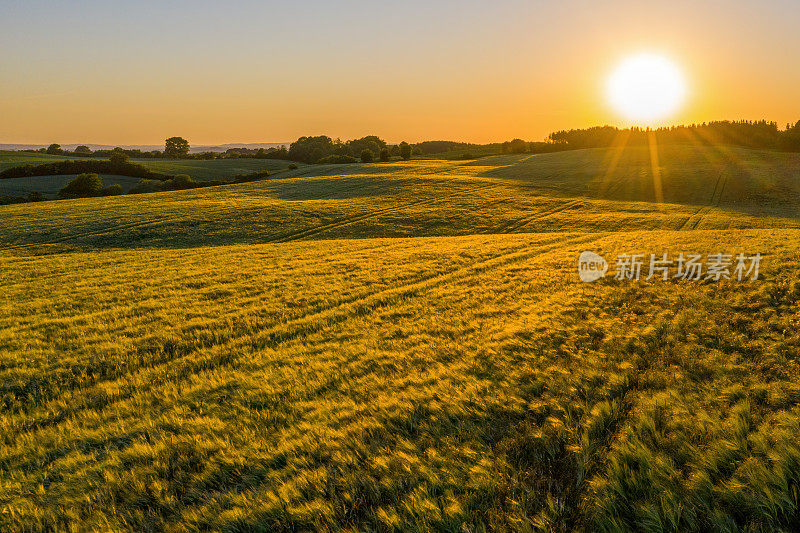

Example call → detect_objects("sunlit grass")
1 145 800 530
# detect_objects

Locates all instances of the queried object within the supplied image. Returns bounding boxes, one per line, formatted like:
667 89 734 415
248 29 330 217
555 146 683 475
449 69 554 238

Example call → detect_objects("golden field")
2 144 800 531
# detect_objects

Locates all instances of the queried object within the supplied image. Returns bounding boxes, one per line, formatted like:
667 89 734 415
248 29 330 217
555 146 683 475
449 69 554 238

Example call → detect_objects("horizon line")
2 118 797 149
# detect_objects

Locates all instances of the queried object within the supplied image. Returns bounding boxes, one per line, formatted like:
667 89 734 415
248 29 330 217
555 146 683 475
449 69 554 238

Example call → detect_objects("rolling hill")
0 151 293 182
1 143 800 531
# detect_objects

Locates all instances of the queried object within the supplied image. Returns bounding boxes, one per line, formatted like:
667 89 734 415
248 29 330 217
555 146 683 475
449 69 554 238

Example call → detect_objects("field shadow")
266 176 421 201
474 145 800 220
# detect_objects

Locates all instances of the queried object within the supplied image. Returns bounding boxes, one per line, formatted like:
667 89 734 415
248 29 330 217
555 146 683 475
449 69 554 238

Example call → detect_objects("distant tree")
347 136 387 158
46 143 63 155
781 120 800 150
264 146 289 160
414 141 474 155
74 145 92 155
59 173 103 198
289 136 336 164
164 174 195 189
545 120 794 151
502 139 528 154
129 179 164 194
360 149 374 163
379 148 390 162
101 184 124 196
412 146 422 155
399 141 412 160
316 154 357 164
109 150 130 165
332 138 354 157
232 170 270 183
164 137 190 157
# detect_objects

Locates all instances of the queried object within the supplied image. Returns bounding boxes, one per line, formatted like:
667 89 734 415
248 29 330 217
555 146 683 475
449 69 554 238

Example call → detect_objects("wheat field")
2 144 800 531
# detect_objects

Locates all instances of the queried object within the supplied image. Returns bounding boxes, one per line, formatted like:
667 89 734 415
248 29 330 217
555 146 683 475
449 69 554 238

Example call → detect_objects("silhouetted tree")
414 141 475 154
502 139 528 154
360 149 374 163
46 143 63 155
333 140 354 157
74 145 92 155
288 136 336 163
164 137 190 157
399 141 412 160
545 120 796 151
348 136 386 158
379 148 390 162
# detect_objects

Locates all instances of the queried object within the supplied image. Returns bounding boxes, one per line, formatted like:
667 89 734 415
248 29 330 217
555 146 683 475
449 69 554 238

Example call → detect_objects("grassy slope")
0 151 292 181
1 144 800 530
130 157 293 180
0 151 86 172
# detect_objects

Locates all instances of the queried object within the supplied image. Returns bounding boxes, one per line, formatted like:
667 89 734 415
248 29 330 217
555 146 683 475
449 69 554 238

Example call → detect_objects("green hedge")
0 160 172 181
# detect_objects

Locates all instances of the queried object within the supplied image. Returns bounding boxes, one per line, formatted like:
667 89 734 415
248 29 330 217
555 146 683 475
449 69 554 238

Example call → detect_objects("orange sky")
1 0 798 145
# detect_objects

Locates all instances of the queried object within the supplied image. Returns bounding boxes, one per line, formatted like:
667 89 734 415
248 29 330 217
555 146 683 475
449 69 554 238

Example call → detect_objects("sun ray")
647 131 665 208
597 129 631 199
678 128 727 169
688 126 749 174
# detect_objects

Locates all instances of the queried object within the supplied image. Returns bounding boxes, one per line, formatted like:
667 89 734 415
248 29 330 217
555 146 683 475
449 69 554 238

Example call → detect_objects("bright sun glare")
607 53 687 124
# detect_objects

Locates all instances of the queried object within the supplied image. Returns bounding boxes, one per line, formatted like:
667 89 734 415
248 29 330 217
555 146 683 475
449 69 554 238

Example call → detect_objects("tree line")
548 120 800 151
34 137 195 159
30 136 415 163
287 136 418 164
0 156 171 181
24 119 800 168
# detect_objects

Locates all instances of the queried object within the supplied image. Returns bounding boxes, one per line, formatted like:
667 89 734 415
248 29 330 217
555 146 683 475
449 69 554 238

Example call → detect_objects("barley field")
2 144 800 531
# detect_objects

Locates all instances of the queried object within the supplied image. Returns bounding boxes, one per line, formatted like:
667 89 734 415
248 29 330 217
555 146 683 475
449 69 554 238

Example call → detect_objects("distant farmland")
0 151 293 182
2 144 800 530
0 174 141 198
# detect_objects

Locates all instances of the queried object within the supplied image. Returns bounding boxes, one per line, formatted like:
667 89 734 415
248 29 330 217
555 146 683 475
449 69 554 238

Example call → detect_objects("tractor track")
677 170 727 231
488 199 586 234
9 233 597 438
267 182 503 243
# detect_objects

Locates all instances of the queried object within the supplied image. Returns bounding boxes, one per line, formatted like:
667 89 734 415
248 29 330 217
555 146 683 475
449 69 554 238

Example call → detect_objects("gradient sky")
2 0 799 145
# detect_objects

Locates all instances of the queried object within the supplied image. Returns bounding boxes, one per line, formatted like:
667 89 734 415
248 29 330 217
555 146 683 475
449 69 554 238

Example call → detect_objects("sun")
606 52 687 124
